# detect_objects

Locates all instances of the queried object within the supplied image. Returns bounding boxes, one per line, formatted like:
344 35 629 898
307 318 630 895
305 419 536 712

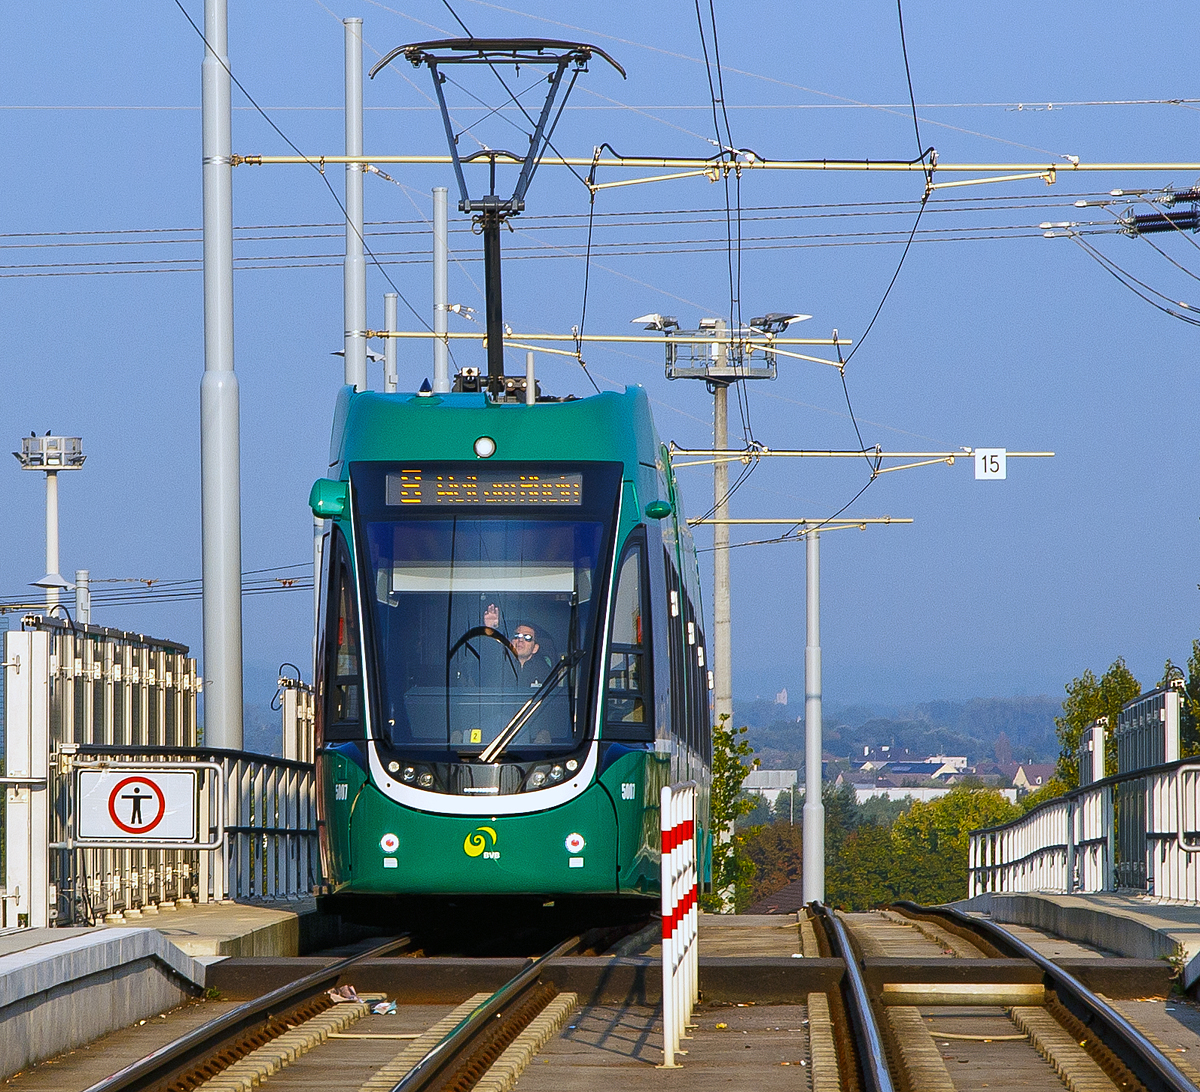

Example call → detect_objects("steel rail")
892 902 1196 1092
81 934 411 1092
812 903 896 1092
389 933 580 1092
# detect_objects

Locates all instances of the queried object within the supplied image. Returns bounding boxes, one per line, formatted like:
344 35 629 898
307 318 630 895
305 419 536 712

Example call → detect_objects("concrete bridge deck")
0 893 1198 1083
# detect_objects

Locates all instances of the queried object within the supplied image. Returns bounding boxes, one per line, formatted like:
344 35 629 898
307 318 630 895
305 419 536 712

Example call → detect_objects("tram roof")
329 384 663 474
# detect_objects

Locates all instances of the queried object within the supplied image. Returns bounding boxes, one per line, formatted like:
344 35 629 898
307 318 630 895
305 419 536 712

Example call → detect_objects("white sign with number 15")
974 448 1007 480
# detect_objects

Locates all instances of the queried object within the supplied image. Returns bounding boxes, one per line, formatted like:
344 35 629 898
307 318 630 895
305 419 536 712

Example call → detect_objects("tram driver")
483 604 555 690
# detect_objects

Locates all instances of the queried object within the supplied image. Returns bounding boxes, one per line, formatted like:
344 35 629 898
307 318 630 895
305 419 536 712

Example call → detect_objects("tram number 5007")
621 783 636 800
974 448 1007 481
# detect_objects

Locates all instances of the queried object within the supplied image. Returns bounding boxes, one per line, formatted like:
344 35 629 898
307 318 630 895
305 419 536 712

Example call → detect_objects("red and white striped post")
660 780 698 1068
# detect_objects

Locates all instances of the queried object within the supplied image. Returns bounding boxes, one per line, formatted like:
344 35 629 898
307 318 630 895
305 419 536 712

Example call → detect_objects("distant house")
1013 763 1056 792
972 761 1020 781
927 755 968 772
881 761 960 781
745 878 807 915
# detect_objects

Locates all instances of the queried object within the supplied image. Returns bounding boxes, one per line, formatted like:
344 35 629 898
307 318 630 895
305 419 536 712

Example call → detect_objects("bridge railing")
969 759 1200 900
68 746 316 918
2 618 317 927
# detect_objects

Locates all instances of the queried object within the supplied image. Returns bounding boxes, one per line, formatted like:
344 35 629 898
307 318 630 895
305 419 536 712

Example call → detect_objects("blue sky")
2 0 1197 712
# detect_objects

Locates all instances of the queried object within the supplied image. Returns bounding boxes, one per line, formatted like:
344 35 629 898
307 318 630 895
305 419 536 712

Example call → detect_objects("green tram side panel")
318 750 368 889
597 748 671 896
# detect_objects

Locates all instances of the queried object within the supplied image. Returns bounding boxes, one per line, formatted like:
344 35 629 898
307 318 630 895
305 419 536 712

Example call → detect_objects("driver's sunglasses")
513 632 536 642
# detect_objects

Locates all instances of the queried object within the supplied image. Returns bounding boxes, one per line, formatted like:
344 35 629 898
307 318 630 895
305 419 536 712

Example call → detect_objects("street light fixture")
13 434 86 609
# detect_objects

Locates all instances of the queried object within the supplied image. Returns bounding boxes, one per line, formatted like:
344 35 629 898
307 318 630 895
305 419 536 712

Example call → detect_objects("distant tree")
1054 658 1140 789
704 715 759 912
736 792 772 831
994 731 1013 765
1184 641 1200 757
888 787 1020 905
771 786 802 824
827 821 900 911
822 781 860 857
857 794 912 827
1019 776 1069 813
742 821 804 905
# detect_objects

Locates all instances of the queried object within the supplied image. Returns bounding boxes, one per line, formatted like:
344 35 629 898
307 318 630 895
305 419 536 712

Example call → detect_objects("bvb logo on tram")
463 826 500 860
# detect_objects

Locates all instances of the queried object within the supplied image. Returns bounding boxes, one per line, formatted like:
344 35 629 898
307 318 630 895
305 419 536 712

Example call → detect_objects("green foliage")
702 715 760 913
857 794 913 827
1180 642 1200 758
771 786 801 823
1053 658 1140 789
746 786 1019 912
826 821 903 910
736 792 773 831
889 787 1020 903
743 821 804 905
1019 776 1069 813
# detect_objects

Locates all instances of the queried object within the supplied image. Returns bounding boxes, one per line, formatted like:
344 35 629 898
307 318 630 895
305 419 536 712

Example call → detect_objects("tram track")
810 901 1197 1092
79 932 585 1092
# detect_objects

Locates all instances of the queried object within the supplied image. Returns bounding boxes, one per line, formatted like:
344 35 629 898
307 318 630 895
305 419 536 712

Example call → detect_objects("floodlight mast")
371 39 624 393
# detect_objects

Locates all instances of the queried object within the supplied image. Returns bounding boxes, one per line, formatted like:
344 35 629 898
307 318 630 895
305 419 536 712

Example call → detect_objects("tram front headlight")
550 765 564 782
418 771 435 788
565 759 578 772
530 770 547 788
402 766 416 783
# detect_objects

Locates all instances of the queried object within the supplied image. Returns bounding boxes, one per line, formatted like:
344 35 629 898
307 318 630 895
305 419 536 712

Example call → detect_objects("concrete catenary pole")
343 18 367 392
44 470 60 609
200 0 244 749
384 292 398 392
802 528 825 902
711 319 732 727
432 186 451 393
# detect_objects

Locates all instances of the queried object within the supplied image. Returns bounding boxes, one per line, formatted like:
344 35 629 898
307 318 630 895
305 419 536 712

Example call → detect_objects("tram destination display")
386 470 583 507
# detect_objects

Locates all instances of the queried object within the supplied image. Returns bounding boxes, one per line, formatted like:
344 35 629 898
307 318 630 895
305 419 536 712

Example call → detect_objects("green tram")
309 381 712 926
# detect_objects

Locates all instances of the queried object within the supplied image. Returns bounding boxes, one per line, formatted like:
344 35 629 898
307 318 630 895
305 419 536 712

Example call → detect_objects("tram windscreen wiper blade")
478 654 575 763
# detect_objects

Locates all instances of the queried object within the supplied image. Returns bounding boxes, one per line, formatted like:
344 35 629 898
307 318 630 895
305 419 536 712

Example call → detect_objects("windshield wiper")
478 653 577 763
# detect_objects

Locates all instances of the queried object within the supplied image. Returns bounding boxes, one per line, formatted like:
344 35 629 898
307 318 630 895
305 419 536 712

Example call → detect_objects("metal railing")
67 746 316 919
969 759 1200 900
3 618 317 926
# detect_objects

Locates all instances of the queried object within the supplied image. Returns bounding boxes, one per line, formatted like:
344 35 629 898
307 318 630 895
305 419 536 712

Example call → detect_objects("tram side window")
693 621 712 760
664 550 689 748
325 534 364 740
682 593 701 756
605 536 652 742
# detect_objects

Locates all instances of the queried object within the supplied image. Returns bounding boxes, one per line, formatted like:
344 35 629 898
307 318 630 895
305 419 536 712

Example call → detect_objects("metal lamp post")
13 434 86 609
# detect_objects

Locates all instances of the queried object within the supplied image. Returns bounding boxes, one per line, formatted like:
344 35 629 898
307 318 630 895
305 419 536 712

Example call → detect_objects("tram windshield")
351 461 623 763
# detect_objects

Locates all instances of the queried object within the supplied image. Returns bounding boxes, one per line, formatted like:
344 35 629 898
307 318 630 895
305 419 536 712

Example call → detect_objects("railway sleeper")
424 981 559 1092
1039 992 1147 1092
1010 1005 1139 1092
168 996 339 1092
194 997 375 1092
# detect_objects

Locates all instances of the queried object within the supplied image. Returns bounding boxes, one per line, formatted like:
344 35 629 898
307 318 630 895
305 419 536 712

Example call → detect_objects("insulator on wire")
1119 209 1200 236
1161 187 1200 207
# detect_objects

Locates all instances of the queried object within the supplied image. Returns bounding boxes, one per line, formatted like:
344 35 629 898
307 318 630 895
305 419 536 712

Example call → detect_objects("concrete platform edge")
0 927 206 1080
955 892 1198 984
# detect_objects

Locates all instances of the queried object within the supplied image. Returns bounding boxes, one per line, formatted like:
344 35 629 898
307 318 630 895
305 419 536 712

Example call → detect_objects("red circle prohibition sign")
108 776 167 834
